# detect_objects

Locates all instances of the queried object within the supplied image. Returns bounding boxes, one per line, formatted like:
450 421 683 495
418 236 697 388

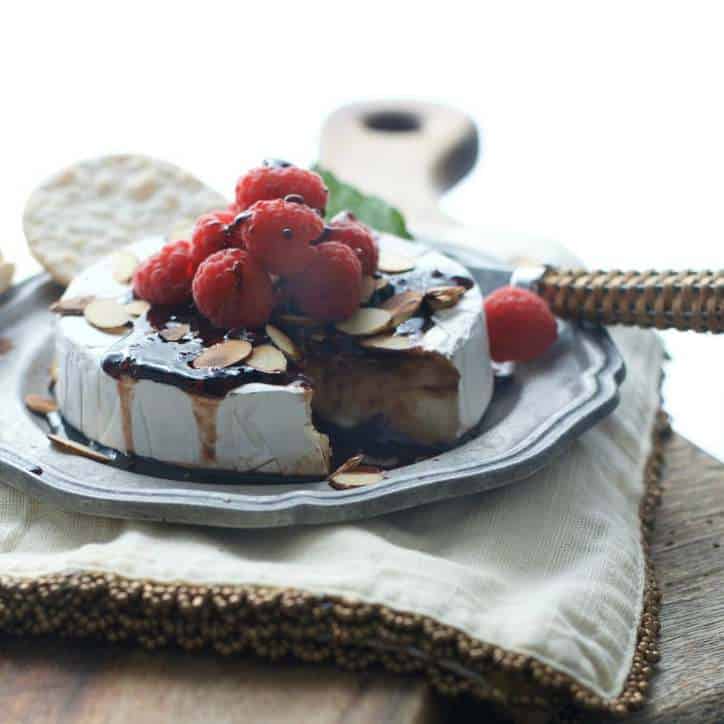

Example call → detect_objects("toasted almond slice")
329 466 384 490
84 299 131 330
112 250 139 284
277 313 320 328
160 323 191 342
381 291 424 327
265 324 302 362
426 285 467 310
25 393 58 414
378 251 416 274
335 308 392 336
246 344 287 373
50 295 95 315
125 299 150 317
360 275 377 304
330 453 364 479
48 433 111 463
360 333 421 352
192 339 252 369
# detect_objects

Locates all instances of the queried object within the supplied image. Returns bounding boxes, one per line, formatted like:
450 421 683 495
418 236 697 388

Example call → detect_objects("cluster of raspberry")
132 161 379 328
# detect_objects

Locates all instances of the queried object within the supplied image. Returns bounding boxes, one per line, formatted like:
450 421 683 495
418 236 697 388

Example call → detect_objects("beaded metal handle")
537 269 724 332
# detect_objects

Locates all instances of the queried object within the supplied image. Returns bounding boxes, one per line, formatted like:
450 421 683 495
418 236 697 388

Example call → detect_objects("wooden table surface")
0 432 721 724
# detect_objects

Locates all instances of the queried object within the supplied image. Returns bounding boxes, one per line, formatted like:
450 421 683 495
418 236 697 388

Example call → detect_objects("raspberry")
242 198 323 276
192 248 273 329
288 242 362 321
133 240 195 305
327 211 379 275
190 210 235 269
484 286 558 363
235 164 328 213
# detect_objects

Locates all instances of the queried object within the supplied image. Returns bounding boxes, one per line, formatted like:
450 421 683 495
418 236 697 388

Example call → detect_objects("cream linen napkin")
0 240 666 719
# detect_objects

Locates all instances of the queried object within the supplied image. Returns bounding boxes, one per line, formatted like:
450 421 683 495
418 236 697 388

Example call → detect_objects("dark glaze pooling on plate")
55 400 491 484
102 303 309 398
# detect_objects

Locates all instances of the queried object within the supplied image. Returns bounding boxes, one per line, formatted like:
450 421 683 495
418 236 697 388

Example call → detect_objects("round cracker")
23 154 228 286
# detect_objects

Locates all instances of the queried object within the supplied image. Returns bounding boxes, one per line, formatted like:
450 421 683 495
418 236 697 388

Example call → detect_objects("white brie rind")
55 235 493 475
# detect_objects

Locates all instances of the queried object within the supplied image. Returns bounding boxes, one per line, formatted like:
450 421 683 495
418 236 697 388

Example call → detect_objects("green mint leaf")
313 165 413 239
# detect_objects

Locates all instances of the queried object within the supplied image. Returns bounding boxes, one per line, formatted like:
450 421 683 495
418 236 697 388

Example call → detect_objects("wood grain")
0 638 445 724
319 100 478 231
627 432 724 724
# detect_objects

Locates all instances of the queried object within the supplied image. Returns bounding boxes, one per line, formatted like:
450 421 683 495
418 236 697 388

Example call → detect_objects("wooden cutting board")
0 102 721 724
319 101 724 723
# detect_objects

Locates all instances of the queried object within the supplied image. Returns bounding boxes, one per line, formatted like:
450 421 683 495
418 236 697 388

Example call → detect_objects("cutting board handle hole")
363 110 421 133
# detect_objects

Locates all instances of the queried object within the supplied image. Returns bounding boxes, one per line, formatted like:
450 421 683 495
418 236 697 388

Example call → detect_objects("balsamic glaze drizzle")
101 266 472 398
102 304 309 397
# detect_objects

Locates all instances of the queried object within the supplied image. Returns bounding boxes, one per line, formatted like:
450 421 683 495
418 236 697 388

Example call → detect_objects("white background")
1 1 723 456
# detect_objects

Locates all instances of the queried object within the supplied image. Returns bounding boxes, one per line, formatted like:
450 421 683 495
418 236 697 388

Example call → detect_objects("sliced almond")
50 295 95 315
426 285 467 311
192 339 252 369
112 251 139 284
360 275 377 304
378 251 416 274
48 433 111 463
381 291 424 327
125 299 150 317
84 299 131 330
160 323 191 342
246 344 287 373
265 324 302 362
360 333 421 352
329 466 384 490
25 394 58 414
335 308 392 336
330 453 364 479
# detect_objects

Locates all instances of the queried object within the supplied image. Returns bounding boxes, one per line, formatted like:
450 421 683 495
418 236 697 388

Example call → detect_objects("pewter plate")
0 246 624 529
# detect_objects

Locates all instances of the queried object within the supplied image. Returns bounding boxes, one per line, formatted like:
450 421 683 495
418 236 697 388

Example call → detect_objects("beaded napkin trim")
0 412 669 721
